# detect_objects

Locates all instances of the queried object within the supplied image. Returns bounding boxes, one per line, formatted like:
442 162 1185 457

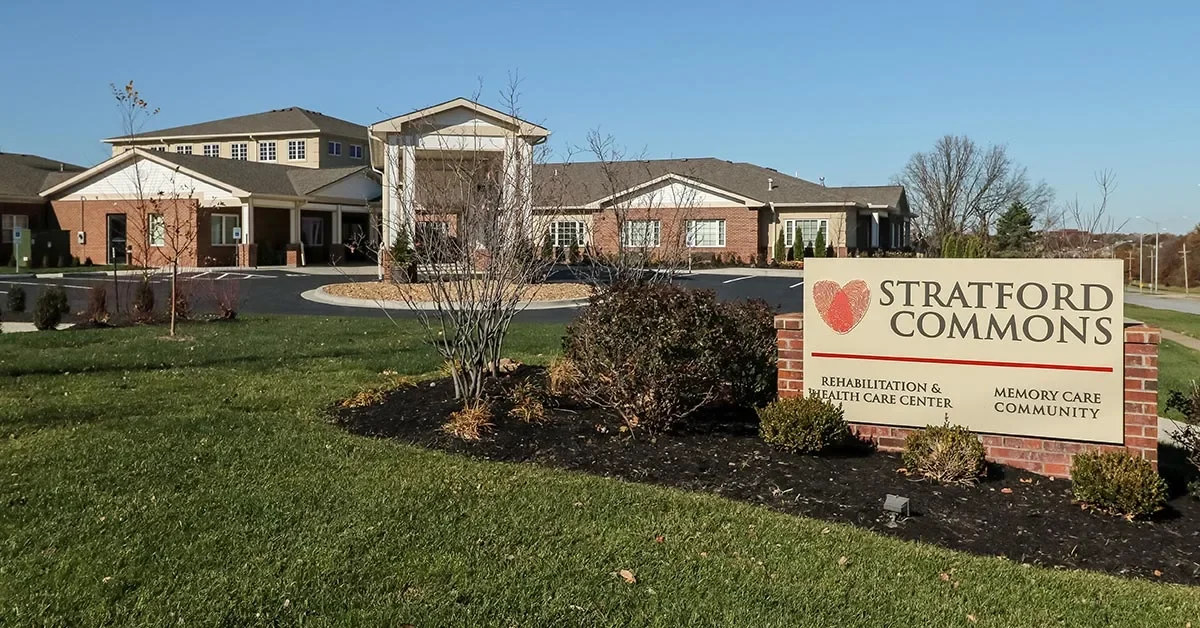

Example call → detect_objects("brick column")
774 313 804 398
772 313 1162 479
236 243 257 268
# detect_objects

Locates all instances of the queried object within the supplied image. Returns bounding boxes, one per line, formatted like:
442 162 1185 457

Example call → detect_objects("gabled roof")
370 97 550 138
104 107 368 142
825 184 907 209
533 158 865 208
42 148 376 200
0 152 86 203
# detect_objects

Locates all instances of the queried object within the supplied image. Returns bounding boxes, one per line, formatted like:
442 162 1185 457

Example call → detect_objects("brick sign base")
774 314 1160 479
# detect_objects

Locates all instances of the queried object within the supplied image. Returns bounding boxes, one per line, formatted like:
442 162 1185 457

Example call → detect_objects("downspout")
368 135 385 280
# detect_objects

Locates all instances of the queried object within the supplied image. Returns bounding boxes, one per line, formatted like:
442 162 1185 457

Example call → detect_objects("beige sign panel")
804 258 1125 443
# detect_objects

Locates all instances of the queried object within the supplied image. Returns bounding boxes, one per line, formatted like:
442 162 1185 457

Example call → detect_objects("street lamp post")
1136 216 1164 293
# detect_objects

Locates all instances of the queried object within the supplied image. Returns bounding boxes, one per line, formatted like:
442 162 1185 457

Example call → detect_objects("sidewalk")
1162 329 1200 352
686 266 804 278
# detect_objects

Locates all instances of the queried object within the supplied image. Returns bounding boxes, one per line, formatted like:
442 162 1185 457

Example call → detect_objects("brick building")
0 153 85 266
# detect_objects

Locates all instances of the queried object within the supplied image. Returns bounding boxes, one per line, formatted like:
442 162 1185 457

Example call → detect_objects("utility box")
12 227 31 269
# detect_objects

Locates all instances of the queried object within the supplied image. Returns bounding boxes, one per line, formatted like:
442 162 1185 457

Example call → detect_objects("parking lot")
1 268 806 323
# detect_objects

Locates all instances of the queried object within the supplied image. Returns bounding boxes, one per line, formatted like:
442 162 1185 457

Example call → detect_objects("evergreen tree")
812 228 826 258
773 227 785 262
994 201 1035 256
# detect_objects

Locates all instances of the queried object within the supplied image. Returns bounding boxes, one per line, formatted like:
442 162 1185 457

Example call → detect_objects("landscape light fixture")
883 494 910 528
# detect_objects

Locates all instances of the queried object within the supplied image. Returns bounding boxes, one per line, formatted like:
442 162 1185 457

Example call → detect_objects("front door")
106 214 127 265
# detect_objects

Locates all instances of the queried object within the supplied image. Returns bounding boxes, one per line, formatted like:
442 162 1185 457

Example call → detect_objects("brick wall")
589 207 761 262
774 313 1160 479
50 199 233 267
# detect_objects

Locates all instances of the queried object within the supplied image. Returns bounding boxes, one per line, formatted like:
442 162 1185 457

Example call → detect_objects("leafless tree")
576 131 700 284
110 80 161 312
150 190 201 336
1038 170 1126 258
896 135 1053 253
364 81 566 404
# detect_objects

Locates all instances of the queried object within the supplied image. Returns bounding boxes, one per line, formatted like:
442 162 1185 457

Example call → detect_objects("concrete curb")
687 267 804 278
301 286 589 311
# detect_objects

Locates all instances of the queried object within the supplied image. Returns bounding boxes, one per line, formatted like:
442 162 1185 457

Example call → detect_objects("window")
783 218 828 248
301 216 324 246
349 144 363 159
288 139 306 161
150 146 167 152
259 141 276 162
148 214 165 247
686 219 726 248
210 214 241 246
175 145 192 155
1 214 29 244
549 221 585 247
203 144 220 158
328 141 342 156
621 219 661 248
415 221 450 246
230 143 248 160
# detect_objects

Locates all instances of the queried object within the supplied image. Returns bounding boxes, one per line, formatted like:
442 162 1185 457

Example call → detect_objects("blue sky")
1 0 1196 230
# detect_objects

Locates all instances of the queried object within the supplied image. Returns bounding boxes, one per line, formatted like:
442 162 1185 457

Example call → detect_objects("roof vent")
819 176 826 187
767 177 774 191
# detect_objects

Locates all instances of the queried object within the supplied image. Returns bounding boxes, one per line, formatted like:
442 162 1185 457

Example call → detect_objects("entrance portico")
369 98 550 276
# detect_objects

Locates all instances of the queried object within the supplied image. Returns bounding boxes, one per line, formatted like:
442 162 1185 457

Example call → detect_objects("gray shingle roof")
145 152 374 198
0 152 85 202
533 158 897 208
106 107 368 142
825 184 907 208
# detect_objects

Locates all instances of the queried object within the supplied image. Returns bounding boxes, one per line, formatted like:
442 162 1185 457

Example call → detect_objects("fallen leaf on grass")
821 527 830 534
654 535 665 543
1000 488 1013 494
617 569 636 584
1019 477 1033 484
939 573 950 582
837 556 850 568
1153 569 1163 577
967 614 977 623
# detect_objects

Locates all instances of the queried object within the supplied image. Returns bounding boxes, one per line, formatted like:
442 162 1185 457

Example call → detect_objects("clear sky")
0 0 1196 230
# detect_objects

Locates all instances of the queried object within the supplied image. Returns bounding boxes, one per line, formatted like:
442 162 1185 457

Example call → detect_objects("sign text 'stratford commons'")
804 258 1125 443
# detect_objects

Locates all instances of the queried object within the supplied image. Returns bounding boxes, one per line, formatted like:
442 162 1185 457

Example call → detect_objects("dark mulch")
334 367 1200 585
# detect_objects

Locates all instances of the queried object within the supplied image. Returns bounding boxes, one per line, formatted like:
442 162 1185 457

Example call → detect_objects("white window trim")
620 219 661 248
203 143 220 158
1 214 29 244
231 143 248 160
259 141 277 162
549 221 586 248
783 218 828 248
175 145 192 155
328 141 342 156
211 214 241 247
288 139 306 161
685 219 726 248
148 214 165 247
350 144 363 160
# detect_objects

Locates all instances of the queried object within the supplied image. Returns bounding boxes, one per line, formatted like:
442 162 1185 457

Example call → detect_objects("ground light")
884 494 911 528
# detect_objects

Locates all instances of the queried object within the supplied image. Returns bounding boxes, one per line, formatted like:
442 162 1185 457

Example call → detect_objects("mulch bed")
334 367 1200 585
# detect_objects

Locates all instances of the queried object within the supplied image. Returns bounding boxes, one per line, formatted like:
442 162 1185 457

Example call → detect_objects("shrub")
547 356 582 398
719 298 777 407
33 286 70 330
133 278 155 321
1071 451 1167 519
172 281 192 321
340 388 386 409
209 278 241 320
564 283 776 433
85 285 109 323
508 380 547 424
443 401 493 440
902 422 987 485
6 286 26 313
758 396 849 453
1166 380 1200 423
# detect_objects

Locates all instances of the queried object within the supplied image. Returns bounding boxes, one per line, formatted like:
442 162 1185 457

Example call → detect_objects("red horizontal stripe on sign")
809 352 1114 373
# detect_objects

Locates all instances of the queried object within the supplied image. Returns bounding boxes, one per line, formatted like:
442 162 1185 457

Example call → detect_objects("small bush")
443 401 494 440
547 356 582 398
902 423 987 485
209 278 241 320
85 285 109 323
719 298 777 407
1166 380 1200 423
564 283 776 433
758 396 849 453
6 286 26 313
1071 451 1167 519
133 278 155 321
508 380 547 424
340 388 386 409
33 286 70 330
172 281 192 321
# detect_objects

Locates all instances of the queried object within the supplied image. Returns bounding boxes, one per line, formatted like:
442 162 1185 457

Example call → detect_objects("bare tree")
110 81 161 312
151 190 201 336
1039 170 1126 258
896 135 1053 253
370 81 564 404
575 131 701 284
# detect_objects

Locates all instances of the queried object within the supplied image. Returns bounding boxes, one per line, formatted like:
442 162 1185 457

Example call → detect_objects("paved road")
1 268 806 323
1126 291 1200 315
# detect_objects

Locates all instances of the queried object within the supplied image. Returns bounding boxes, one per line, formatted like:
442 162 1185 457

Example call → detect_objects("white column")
519 140 533 237
333 206 343 246
385 134 402 248
401 137 416 234
241 199 254 243
289 204 301 244
870 211 879 249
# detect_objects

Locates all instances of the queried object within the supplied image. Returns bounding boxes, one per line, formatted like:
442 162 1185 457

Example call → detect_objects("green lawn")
2 318 1198 626
1128 303 1200 340
1126 304 1200 419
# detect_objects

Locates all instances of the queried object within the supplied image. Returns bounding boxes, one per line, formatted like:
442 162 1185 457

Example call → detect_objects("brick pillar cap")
774 312 803 330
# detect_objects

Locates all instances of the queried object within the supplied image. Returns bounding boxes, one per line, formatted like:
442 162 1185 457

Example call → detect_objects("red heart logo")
812 280 870 334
